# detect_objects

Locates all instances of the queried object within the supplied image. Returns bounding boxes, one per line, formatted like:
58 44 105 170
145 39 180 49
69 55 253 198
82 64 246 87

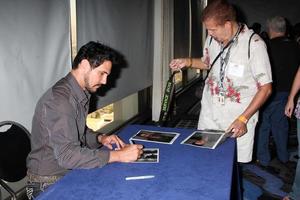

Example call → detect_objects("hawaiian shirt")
199 24 272 129
203 25 272 106
198 24 272 162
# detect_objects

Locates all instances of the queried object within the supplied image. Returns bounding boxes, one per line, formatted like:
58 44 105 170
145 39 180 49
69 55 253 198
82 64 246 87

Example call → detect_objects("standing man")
169 0 272 163
26 41 143 199
256 16 300 168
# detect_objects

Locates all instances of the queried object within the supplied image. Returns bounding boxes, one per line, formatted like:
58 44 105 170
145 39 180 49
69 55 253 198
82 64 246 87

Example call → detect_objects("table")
37 125 239 200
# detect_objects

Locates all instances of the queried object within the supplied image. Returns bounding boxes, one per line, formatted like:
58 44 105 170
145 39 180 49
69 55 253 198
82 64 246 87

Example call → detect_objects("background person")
256 16 300 168
284 67 300 200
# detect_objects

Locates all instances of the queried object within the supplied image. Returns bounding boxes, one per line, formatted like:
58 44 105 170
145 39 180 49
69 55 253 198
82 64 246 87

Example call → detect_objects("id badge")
227 62 244 77
218 94 225 105
213 94 225 105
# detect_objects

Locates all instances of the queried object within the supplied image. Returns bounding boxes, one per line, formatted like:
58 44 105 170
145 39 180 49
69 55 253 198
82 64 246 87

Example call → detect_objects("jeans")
288 119 300 200
256 92 289 166
26 181 53 199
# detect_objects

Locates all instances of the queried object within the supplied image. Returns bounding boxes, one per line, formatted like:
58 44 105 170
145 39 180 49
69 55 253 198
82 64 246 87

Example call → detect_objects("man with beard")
26 41 143 199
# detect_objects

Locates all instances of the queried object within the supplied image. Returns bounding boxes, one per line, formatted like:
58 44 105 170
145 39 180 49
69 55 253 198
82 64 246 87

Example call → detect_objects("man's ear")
224 21 231 29
80 59 91 71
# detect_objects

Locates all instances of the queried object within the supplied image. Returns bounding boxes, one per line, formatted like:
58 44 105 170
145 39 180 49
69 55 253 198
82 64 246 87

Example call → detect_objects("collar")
65 72 91 106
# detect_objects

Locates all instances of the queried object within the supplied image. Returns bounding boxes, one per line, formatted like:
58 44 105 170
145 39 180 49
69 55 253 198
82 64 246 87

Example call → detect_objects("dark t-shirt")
267 36 300 93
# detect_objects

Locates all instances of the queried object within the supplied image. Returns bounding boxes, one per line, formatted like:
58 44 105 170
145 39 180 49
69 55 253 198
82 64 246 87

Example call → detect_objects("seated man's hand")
108 144 144 163
100 135 125 150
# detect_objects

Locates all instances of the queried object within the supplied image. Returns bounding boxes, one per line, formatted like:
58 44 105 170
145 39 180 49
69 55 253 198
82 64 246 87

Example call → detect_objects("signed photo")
130 129 179 144
134 148 159 163
181 130 227 149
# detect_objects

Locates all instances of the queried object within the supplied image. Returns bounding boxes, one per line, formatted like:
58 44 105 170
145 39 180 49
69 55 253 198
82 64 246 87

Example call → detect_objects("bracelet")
238 115 248 124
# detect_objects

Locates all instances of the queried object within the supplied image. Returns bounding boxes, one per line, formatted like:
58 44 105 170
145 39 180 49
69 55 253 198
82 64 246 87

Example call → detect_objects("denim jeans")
256 92 289 166
26 181 53 199
288 119 300 200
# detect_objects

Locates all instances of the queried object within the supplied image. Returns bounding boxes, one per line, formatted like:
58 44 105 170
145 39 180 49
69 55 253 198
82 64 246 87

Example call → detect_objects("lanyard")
158 71 178 126
218 24 242 94
219 45 233 93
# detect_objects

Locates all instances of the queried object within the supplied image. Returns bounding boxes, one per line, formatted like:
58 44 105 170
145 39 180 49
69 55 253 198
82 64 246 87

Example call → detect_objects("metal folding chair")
0 121 31 200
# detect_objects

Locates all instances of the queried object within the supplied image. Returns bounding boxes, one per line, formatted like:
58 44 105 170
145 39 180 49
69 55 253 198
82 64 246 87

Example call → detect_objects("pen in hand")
129 139 135 144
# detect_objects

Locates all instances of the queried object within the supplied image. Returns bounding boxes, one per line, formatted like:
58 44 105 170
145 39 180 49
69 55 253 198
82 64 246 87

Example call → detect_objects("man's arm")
285 67 300 117
97 134 126 150
85 128 103 149
226 33 273 137
88 130 143 162
169 58 209 70
169 36 211 71
226 83 272 137
108 144 143 163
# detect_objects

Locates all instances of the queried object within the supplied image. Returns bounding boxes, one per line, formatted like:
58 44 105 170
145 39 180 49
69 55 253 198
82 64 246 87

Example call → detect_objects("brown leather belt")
27 172 61 184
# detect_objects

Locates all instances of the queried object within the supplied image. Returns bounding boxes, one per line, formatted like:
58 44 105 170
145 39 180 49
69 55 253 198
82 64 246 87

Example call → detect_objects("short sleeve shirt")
198 24 272 163
199 24 272 130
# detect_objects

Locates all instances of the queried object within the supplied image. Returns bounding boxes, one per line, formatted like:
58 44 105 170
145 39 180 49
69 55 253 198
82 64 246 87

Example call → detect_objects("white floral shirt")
198 24 272 162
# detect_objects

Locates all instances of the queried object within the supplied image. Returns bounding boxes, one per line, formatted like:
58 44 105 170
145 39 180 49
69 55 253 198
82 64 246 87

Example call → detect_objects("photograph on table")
134 148 159 163
181 130 230 149
130 129 179 144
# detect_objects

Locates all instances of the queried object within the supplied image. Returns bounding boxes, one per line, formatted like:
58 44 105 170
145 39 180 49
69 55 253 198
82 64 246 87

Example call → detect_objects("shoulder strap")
202 38 233 81
203 26 244 82
158 71 177 126
209 36 213 46
248 32 256 59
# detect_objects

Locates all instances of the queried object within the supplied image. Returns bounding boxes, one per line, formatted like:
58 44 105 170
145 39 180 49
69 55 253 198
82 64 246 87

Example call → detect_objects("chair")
0 121 31 200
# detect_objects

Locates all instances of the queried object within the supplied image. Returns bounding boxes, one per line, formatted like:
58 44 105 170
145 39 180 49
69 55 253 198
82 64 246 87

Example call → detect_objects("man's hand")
99 135 126 150
169 58 188 71
108 144 144 163
226 119 248 138
169 58 208 71
285 99 294 118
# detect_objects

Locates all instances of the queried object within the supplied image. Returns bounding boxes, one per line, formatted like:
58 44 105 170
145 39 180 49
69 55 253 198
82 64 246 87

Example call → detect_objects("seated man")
26 41 143 199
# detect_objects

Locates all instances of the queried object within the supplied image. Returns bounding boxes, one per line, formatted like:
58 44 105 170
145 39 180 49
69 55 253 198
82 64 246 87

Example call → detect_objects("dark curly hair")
72 41 118 69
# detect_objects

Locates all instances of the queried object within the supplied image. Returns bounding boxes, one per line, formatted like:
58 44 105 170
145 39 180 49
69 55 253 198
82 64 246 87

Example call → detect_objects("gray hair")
267 16 286 33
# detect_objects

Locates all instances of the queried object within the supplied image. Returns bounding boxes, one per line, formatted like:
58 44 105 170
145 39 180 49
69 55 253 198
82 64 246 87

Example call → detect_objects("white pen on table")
125 175 155 180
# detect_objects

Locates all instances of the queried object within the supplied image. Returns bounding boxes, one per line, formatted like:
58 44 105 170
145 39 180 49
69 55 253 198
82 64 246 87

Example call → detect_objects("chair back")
0 121 31 182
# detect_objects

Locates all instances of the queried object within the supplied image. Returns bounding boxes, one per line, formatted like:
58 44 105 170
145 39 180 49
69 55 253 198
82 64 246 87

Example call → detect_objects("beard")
84 73 100 93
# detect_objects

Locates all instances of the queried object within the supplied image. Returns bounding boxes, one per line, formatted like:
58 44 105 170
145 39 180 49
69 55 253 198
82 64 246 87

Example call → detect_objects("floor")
173 101 298 200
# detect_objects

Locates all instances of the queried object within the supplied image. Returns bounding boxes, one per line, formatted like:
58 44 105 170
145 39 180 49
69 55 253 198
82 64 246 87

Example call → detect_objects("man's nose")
101 76 107 85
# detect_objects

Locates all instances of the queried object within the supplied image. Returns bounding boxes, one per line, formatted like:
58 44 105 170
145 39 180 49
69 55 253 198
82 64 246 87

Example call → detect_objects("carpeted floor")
241 157 296 200
174 101 298 200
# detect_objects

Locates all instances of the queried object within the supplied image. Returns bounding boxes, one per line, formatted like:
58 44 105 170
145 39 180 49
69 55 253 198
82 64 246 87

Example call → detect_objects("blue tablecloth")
37 124 238 200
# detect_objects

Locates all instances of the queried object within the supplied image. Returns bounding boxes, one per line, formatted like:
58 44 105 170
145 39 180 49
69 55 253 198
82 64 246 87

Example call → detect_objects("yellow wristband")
238 115 248 124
